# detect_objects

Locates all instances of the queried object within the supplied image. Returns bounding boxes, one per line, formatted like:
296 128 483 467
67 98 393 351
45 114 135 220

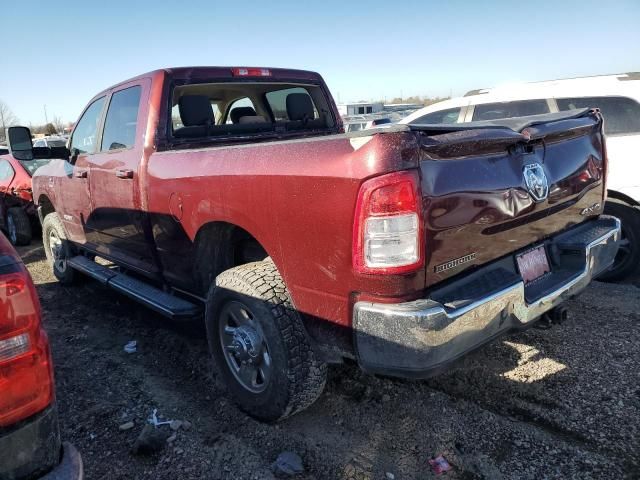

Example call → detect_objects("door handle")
115 169 134 179
74 169 88 178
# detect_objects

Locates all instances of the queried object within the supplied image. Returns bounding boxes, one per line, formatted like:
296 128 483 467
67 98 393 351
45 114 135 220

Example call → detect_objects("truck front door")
61 96 106 244
86 79 157 274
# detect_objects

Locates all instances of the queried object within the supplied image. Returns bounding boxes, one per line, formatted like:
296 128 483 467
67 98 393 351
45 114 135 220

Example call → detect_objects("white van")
401 72 640 280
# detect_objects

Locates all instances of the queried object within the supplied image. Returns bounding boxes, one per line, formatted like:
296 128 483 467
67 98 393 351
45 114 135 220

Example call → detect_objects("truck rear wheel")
7 207 32 246
42 213 76 285
206 260 327 422
599 202 640 281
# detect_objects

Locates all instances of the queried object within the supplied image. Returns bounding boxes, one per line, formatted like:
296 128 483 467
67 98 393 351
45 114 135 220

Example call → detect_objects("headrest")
238 115 267 124
230 107 257 124
179 95 214 126
286 93 315 121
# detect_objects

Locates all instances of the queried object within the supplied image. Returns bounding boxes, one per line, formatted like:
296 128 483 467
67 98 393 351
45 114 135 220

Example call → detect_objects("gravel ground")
18 242 640 480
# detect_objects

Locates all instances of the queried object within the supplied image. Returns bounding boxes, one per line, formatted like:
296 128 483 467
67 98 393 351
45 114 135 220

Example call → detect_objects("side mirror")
6 126 34 161
69 147 80 165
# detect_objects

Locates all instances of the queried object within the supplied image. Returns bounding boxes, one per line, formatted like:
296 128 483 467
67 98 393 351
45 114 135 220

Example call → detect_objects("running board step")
67 256 200 319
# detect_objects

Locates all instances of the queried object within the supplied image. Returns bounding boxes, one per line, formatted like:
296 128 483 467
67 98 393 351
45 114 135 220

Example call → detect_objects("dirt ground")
18 241 640 480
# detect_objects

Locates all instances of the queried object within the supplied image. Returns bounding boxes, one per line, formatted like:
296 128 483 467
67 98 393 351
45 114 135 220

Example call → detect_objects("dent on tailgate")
414 110 606 287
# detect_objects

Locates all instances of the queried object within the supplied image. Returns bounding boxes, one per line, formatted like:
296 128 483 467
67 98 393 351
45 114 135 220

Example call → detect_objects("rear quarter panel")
146 131 423 327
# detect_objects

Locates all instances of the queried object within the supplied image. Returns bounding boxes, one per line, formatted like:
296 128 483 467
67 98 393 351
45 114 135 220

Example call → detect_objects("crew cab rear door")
86 78 157 273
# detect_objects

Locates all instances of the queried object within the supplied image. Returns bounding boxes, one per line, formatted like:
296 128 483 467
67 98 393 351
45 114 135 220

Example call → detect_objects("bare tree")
52 115 65 134
0 100 18 143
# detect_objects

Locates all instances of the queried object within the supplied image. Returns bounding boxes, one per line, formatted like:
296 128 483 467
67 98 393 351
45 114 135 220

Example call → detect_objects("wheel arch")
37 195 56 218
607 189 640 207
192 220 273 294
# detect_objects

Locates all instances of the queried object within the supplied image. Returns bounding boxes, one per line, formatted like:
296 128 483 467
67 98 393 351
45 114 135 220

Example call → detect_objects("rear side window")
557 96 640 135
70 97 106 154
101 86 141 151
411 107 461 124
0 159 14 181
472 100 549 121
265 87 318 121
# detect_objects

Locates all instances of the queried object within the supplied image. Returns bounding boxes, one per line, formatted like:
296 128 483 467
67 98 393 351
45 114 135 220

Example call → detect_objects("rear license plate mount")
516 245 551 284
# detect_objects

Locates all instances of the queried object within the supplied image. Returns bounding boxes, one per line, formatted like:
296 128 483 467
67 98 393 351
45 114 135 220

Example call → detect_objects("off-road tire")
206 260 327 422
6 207 32 246
42 213 77 285
599 202 640 282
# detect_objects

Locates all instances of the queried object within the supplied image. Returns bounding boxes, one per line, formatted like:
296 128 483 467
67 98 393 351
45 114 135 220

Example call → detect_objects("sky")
1 0 639 125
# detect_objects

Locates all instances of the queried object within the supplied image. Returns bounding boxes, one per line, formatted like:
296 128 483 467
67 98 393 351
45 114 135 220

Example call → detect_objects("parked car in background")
0 231 83 479
7 66 619 422
343 115 368 132
0 148 53 245
33 136 68 148
365 117 392 129
401 72 640 281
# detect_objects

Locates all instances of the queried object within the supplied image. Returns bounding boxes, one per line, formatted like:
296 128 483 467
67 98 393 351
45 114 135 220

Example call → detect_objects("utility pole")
44 104 48 124
0 108 4 142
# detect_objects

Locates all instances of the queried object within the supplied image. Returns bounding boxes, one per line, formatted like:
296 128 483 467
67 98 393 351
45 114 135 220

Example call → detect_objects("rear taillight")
353 170 424 274
0 253 53 427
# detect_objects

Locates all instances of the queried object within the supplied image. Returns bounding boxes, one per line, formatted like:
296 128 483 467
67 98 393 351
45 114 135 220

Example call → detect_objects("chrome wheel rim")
48 230 66 272
219 301 272 393
7 215 17 244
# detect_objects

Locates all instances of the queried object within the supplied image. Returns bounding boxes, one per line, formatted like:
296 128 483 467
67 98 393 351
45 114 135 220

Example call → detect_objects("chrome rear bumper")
353 216 621 378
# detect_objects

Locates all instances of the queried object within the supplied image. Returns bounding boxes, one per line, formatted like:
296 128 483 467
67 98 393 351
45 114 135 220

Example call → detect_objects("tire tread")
211 260 327 420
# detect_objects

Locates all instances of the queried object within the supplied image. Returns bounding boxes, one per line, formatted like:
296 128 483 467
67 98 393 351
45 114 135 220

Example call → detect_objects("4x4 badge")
523 163 549 202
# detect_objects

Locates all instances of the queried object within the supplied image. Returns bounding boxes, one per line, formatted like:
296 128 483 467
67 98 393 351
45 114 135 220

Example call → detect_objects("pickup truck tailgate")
414 110 606 287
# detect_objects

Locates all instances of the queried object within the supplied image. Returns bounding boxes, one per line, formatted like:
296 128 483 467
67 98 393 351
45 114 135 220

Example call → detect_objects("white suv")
401 72 640 281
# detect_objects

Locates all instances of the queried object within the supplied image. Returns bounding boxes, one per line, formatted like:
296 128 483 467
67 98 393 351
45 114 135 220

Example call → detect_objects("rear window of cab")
169 82 333 141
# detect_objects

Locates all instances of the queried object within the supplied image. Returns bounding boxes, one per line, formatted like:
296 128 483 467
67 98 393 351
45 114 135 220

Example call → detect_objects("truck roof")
95 66 324 97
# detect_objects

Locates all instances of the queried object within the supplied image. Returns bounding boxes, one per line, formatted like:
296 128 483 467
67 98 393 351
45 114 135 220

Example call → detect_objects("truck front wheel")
599 202 640 281
206 260 327 421
42 213 76 285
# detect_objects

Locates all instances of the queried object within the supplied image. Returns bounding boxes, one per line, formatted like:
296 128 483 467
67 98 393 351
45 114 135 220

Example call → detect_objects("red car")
0 231 83 479
0 147 49 245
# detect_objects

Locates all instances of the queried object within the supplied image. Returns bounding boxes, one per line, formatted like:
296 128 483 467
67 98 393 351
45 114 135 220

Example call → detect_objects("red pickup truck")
8 67 620 421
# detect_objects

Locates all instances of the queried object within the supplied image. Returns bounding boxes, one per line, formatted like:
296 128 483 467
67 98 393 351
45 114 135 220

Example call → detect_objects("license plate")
516 246 550 284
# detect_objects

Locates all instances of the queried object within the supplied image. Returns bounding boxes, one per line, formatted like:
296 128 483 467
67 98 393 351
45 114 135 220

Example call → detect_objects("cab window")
70 97 106 154
557 96 640 135
101 86 142 151
472 100 549 121
411 107 461 124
